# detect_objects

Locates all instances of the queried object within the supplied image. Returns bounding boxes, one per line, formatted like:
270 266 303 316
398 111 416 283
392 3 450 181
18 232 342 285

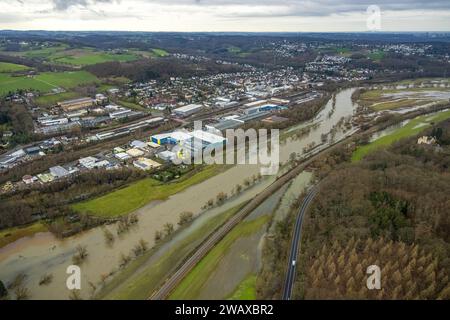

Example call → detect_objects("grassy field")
0 71 100 96
117 99 147 111
368 50 385 61
151 48 169 57
99 204 244 299
0 62 30 73
54 52 138 66
34 91 82 106
0 222 48 249
169 214 270 300
2 44 69 59
72 165 224 218
352 109 450 162
227 274 257 300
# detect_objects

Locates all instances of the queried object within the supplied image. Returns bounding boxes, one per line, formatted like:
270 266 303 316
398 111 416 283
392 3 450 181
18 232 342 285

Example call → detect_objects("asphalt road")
282 185 319 300
150 130 357 300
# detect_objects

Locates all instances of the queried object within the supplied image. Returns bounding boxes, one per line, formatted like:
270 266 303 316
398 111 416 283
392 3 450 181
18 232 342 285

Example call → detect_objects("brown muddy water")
0 88 358 299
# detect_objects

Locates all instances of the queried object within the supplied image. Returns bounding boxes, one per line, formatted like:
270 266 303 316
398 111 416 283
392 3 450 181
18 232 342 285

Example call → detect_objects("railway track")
149 131 358 300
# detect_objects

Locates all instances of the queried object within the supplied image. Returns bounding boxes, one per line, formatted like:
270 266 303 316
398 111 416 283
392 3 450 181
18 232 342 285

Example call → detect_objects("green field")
23 44 69 59
368 50 385 61
0 71 99 95
2 45 139 66
34 91 83 107
352 109 450 162
72 165 223 218
227 275 257 300
169 215 270 300
151 48 169 57
117 99 147 111
54 52 138 66
0 222 47 249
0 62 31 73
0 71 100 96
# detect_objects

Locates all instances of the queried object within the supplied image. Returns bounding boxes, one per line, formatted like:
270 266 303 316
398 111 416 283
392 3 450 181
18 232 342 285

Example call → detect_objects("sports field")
0 71 99 96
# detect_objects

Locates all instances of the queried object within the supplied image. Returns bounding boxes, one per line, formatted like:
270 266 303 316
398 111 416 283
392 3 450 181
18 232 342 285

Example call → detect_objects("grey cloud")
52 0 115 11
139 0 450 16
7 0 450 17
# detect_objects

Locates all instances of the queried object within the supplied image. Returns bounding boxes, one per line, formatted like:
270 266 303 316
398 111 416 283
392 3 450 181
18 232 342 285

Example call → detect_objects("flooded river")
0 88 359 299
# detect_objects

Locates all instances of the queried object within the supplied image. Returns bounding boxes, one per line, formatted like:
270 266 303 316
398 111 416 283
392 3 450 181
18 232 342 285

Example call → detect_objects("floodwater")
0 88 358 299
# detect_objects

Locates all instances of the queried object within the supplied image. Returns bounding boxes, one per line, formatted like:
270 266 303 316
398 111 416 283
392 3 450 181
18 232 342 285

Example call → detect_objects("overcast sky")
1 0 450 32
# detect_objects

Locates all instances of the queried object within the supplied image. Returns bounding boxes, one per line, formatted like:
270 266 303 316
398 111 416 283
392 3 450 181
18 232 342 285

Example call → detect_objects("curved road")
282 184 319 300
150 130 358 300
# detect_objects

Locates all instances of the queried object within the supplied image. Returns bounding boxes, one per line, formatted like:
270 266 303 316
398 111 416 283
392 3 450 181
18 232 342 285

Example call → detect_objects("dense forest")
257 118 450 300
85 57 245 82
294 119 450 299
0 167 147 229
0 103 35 145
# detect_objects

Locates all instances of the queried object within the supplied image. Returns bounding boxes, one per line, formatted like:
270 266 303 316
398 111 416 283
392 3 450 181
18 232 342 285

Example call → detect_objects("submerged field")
72 165 224 218
352 109 450 162
358 80 450 112
99 204 244 299
0 222 47 249
0 71 99 96
227 275 257 300
169 214 270 300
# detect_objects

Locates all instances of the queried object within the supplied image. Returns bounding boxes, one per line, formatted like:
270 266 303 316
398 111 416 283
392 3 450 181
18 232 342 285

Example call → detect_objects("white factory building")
173 104 204 117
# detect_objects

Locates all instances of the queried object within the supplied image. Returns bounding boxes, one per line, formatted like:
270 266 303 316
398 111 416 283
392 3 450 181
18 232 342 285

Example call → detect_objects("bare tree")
163 222 174 236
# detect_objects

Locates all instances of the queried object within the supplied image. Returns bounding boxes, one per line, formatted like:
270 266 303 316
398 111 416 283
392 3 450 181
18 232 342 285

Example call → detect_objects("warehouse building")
151 131 192 145
173 104 203 117
49 166 70 179
133 158 162 171
58 97 94 112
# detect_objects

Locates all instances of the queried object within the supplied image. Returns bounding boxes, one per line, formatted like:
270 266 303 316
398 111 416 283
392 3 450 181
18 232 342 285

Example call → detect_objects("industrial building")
151 131 192 145
133 158 162 171
49 166 70 179
173 104 203 117
58 97 94 112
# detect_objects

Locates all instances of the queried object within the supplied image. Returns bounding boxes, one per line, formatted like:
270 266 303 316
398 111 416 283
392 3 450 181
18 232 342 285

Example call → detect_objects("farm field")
0 71 100 96
0 62 31 73
53 52 138 66
352 109 450 162
72 165 224 218
151 48 169 57
367 50 385 61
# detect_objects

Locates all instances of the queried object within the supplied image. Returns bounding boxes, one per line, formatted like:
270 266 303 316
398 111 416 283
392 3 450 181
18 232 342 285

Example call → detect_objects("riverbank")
352 108 450 161
169 214 270 300
98 203 245 299
72 165 226 218
0 222 47 249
